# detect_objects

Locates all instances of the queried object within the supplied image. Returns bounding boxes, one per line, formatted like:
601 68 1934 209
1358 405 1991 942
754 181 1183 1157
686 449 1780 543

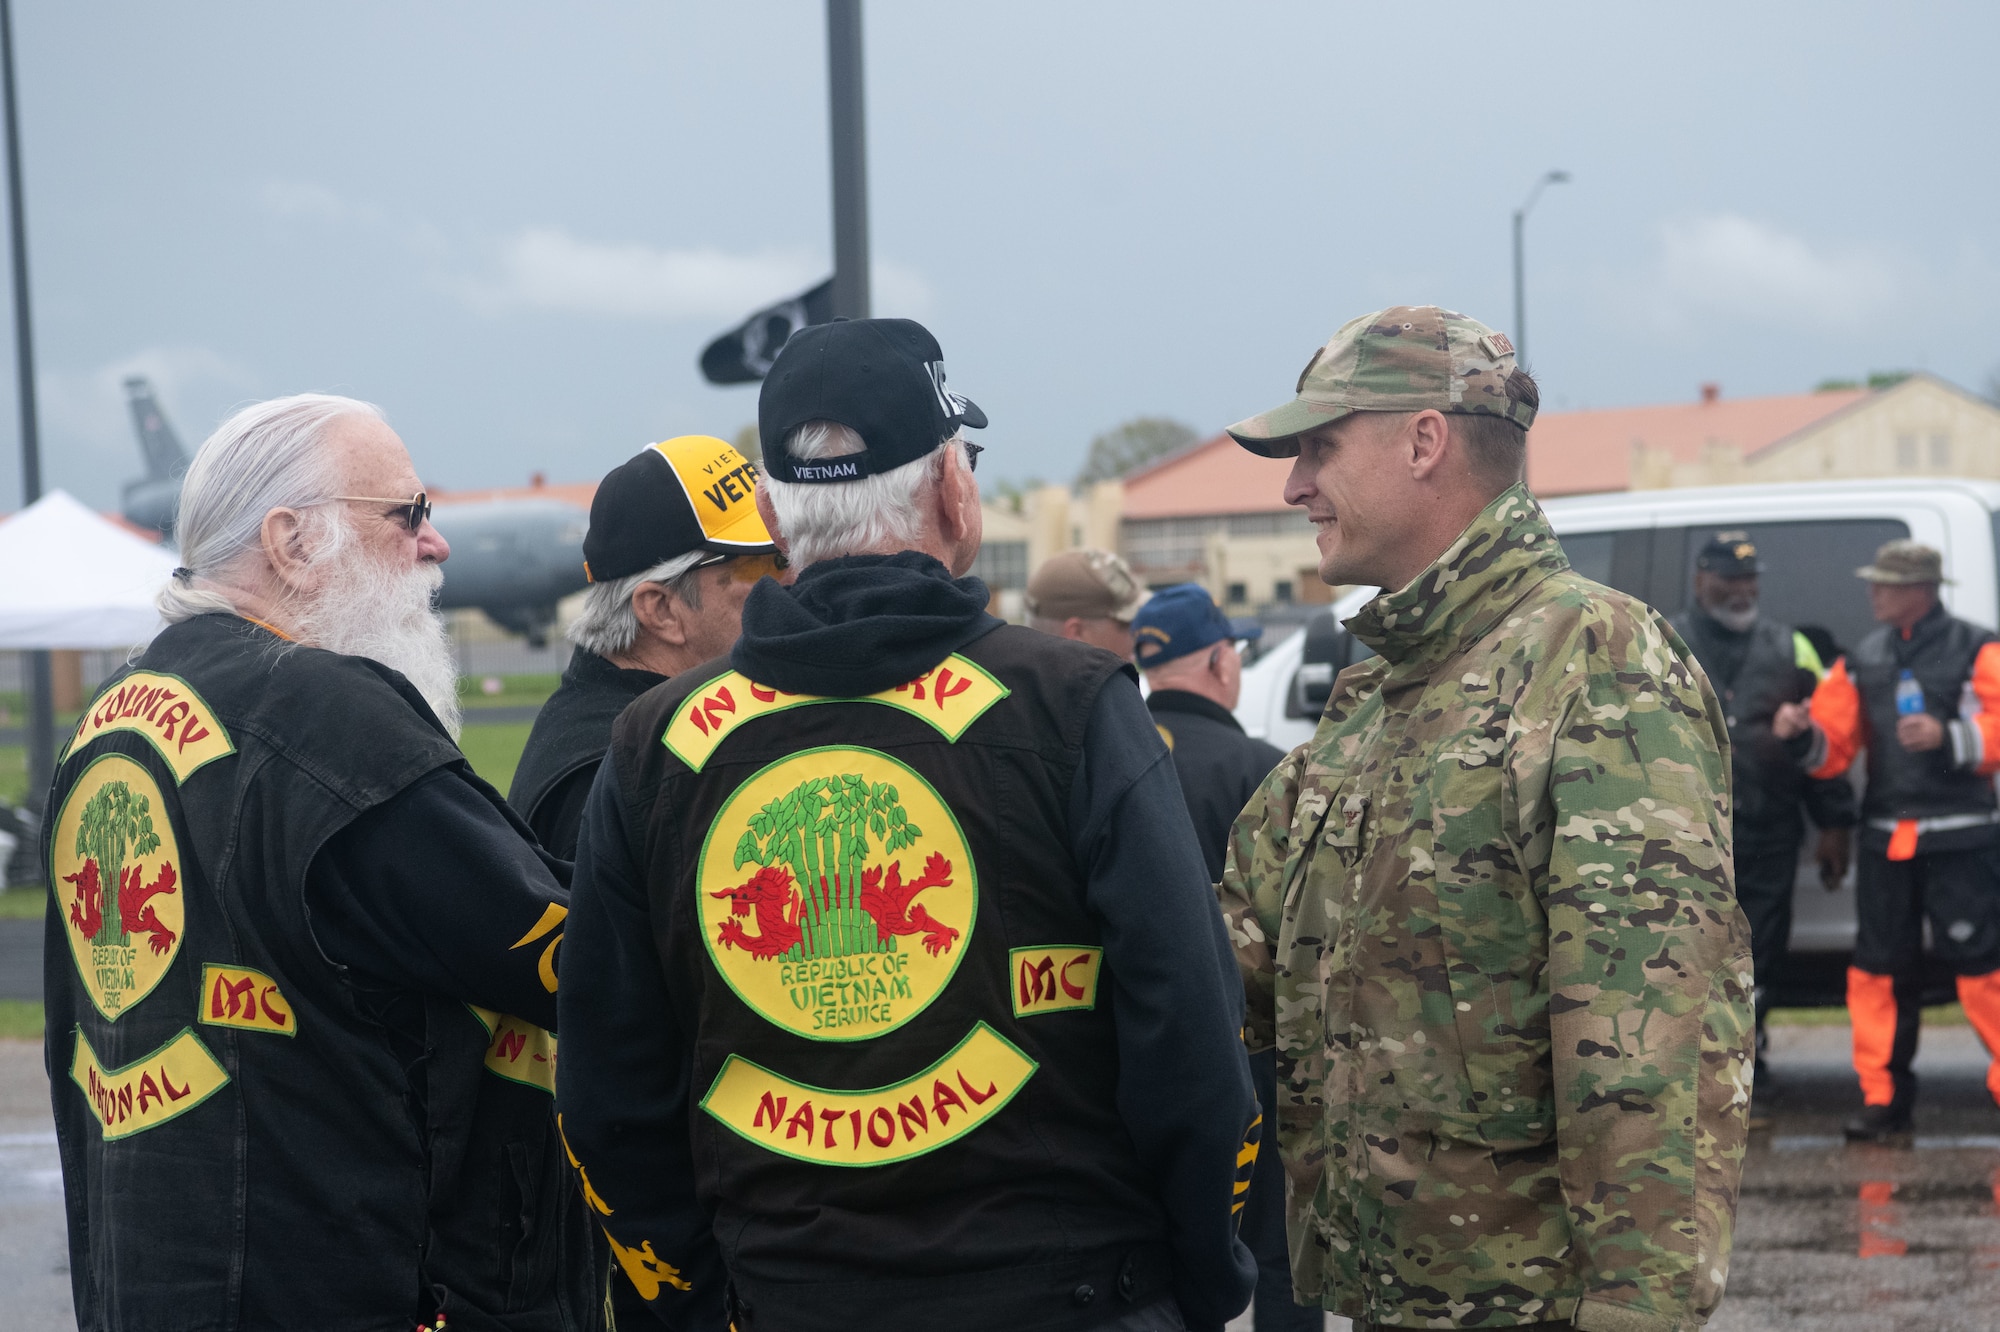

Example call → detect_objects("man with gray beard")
43 394 590 1332
1670 530 1855 1101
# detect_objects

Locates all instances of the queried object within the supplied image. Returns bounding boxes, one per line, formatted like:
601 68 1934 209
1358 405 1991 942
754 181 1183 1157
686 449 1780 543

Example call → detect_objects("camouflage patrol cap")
1856 539 1950 586
1227 305 1535 458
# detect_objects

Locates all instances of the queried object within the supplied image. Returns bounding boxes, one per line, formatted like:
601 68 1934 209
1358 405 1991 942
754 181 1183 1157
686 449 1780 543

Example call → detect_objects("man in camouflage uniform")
1217 306 1753 1331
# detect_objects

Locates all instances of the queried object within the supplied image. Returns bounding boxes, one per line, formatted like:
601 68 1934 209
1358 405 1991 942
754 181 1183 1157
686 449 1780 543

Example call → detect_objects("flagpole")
826 0 870 319
0 0 54 816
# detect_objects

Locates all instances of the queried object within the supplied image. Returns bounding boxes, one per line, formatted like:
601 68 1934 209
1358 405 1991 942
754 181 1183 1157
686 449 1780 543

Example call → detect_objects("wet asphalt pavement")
1710 1023 2000 1331
1 1026 1995 1331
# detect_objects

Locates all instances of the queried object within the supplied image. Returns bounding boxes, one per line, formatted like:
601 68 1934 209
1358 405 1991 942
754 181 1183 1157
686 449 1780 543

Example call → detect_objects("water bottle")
1895 669 1924 717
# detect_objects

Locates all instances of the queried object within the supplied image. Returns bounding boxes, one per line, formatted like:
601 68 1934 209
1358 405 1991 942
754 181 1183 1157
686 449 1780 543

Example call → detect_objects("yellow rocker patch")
469 1005 557 1094
62 671 233 783
199 964 295 1036
664 655 1009 773
53 754 187 1021
1009 946 1102 1016
701 1022 1036 1167
70 1026 229 1140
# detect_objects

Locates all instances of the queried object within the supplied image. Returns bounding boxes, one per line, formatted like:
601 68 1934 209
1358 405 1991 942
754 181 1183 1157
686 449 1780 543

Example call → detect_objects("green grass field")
0 1000 43 1040
458 720 537 794
0 886 46 920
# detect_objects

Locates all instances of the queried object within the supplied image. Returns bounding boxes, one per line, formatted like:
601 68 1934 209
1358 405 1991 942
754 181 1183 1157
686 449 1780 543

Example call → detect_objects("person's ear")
937 447 976 544
1405 409 1452 482
631 580 690 647
753 486 792 561
261 508 316 594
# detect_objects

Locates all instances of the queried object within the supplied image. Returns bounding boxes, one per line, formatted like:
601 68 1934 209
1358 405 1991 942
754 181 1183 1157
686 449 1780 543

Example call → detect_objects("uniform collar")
1345 484 1570 669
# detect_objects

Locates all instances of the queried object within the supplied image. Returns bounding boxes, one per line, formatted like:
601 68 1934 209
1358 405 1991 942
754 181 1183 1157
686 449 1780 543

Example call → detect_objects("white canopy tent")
0 490 176 649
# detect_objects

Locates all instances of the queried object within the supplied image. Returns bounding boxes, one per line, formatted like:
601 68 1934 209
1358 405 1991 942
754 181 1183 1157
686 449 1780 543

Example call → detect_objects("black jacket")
45 614 582 1332
1145 690 1285 882
556 554 1257 1332
510 645 667 858
1669 609 1856 852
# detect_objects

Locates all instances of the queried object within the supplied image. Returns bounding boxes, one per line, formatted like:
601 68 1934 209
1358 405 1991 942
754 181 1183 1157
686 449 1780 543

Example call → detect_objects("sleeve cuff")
1950 719 1981 770
1800 722 1828 774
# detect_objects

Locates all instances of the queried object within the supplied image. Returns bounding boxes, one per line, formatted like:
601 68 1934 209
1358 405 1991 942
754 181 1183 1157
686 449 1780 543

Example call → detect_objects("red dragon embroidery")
711 865 804 959
859 853 960 957
63 858 179 955
63 859 103 941
711 854 960 960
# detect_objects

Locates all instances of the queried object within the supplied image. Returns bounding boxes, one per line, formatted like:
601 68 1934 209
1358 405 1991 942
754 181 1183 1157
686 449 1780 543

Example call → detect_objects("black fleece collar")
731 551 1001 696
1145 688 1245 732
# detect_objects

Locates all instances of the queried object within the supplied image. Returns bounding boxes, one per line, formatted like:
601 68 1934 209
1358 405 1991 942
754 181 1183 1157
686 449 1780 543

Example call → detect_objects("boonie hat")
582 435 777 584
1856 539 1949 586
758 317 987 484
1696 530 1763 578
1024 549 1146 623
1131 583 1263 669
1228 305 1535 458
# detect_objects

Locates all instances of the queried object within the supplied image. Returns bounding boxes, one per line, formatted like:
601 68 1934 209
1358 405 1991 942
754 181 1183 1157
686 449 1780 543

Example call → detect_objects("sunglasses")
691 551 790 583
334 491 432 534
963 441 984 473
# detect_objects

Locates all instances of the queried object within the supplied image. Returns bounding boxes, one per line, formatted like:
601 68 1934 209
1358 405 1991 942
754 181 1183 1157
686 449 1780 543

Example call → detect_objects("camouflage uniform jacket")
1218 486 1752 1331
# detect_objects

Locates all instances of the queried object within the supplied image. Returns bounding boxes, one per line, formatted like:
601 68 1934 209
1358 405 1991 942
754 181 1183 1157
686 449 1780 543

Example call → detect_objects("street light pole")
1510 169 1569 368
0 0 53 815
826 0 870 320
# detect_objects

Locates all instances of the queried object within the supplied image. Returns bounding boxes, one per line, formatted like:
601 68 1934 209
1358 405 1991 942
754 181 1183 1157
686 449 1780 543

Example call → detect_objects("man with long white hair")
558 319 1259 1330
44 394 589 1331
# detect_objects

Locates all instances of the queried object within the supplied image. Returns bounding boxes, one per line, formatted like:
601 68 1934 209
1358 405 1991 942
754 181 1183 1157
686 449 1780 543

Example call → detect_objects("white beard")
294 537 462 740
1708 603 1759 633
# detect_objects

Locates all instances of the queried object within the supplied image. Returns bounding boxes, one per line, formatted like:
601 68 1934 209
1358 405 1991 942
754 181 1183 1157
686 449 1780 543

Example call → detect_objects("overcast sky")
4 1 1995 510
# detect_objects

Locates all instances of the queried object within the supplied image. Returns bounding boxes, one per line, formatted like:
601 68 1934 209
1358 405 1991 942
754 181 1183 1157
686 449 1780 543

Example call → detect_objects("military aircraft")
119 376 590 644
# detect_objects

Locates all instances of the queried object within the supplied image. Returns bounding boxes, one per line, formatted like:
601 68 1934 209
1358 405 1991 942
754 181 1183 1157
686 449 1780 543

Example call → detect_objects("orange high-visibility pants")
1851 845 2000 1107
1959 972 2000 1106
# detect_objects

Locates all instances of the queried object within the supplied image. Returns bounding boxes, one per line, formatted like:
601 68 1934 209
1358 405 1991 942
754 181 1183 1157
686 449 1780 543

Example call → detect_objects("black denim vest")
611 625 1176 1330
45 614 583 1332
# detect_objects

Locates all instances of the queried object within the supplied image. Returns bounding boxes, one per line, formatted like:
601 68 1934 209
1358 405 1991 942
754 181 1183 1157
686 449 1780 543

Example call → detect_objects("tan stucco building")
1529 374 2000 495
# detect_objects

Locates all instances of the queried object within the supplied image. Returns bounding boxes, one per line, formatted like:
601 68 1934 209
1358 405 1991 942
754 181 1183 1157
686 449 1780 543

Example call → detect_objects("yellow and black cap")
582 435 777 583
758 317 987 484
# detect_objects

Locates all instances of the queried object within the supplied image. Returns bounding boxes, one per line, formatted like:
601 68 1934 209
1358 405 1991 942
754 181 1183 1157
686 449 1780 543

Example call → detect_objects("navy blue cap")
1131 583 1263 668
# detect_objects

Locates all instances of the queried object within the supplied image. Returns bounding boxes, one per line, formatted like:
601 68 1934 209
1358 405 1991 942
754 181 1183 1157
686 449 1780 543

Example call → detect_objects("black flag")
698 277 836 384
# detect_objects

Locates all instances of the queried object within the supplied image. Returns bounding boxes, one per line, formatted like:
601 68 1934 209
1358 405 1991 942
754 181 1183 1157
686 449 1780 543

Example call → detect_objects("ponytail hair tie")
171 567 194 583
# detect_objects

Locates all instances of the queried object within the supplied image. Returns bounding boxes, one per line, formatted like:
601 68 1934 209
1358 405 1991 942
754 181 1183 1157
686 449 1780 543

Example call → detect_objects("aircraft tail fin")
123 376 189 481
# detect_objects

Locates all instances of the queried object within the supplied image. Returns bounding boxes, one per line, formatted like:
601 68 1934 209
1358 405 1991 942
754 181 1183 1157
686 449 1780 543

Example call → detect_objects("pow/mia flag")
698 277 835 384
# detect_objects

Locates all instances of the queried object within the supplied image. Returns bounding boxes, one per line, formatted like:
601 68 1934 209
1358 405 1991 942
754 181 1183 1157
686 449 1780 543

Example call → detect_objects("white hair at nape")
760 421 964 568
157 393 385 623
566 550 707 659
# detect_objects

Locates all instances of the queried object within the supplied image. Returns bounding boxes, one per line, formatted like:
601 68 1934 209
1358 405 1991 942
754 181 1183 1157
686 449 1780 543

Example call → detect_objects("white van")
1234 477 2000 1006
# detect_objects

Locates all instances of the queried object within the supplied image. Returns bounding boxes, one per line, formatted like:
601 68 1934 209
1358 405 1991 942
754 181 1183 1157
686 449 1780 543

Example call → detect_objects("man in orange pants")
1790 539 2000 1141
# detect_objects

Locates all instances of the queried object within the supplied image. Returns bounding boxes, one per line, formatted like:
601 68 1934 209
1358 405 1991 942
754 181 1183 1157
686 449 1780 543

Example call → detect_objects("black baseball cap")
1695 530 1762 578
582 435 777 583
757 317 987 484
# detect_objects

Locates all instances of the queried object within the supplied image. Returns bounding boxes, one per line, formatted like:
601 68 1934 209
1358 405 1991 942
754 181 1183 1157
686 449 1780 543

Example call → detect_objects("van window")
1559 532 1614 586
1677 519 1910 660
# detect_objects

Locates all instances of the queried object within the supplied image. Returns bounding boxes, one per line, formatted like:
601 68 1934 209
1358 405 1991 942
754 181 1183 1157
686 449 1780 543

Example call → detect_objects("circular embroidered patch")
53 753 185 1021
699 745 976 1042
